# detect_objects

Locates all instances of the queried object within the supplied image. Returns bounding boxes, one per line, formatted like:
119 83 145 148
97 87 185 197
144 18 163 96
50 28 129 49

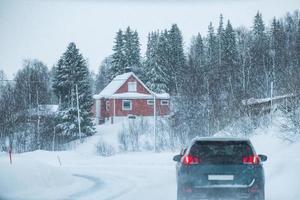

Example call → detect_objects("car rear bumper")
179 179 263 200
182 188 256 199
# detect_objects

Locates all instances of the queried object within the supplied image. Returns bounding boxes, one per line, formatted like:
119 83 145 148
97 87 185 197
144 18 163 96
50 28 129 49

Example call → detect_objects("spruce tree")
223 20 241 123
249 12 270 98
53 42 94 140
95 56 112 93
217 14 225 70
270 18 288 95
166 24 186 94
110 27 142 79
157 30 172 93
110 30 125 80
123 27 142 76
145 31 168 92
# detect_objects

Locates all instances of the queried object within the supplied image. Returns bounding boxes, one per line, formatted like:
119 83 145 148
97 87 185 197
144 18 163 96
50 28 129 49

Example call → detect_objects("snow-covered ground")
0 120 300 200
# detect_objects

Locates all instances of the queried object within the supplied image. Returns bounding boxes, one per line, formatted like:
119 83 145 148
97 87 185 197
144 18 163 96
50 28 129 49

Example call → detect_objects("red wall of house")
106 99 169 117
116 75 150 94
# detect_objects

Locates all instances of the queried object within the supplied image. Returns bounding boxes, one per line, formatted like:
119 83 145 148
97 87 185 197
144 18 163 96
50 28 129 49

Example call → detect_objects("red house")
93 72 170 124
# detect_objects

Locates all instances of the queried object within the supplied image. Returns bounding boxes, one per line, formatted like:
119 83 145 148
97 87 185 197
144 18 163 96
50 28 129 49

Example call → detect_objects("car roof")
191 137 250 143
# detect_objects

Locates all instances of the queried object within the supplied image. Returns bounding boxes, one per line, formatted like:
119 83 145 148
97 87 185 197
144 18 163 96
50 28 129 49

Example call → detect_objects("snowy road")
1 132 300 200
63 152 176 200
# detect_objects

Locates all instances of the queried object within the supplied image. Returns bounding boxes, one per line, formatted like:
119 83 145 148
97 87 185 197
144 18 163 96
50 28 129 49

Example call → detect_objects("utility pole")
270 81 274 122
76 84 82 141
52 126 56 151
36 88 40 149
153 93 157 152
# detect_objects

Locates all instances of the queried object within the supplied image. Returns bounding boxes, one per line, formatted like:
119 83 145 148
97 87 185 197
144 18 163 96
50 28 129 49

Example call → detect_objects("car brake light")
243 155 260 164
181 155 201 165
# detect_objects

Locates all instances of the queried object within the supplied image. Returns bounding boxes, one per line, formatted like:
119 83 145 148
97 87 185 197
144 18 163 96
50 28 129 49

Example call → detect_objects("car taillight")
181 155 201 165
243 155 260 164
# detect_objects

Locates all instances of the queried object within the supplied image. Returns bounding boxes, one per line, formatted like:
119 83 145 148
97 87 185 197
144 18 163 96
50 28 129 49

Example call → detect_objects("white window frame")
122 100 132 110
160 100 169 105
147 99 154 105
128 81 137 92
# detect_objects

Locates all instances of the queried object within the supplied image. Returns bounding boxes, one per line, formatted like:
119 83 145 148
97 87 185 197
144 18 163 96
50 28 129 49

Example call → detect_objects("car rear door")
186 141 256 188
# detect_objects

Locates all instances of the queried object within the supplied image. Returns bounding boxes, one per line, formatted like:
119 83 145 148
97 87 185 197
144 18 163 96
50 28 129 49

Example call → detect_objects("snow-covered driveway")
1 133 300 200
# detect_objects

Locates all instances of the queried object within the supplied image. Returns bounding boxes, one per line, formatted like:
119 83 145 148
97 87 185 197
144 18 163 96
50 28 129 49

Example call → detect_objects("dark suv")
173 137 267 200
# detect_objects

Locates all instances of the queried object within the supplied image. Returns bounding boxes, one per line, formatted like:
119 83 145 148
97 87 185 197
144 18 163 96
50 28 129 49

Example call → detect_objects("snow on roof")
94 72 134 99
242 94 295 106
111 92 153 99
93 72 170 100
110 92 170 99
154 93 170 99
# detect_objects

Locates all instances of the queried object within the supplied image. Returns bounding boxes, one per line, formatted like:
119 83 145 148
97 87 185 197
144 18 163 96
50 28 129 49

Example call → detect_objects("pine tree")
270 18 288 95
223 20 241 122
123 28 142 76
156 30 172 93
110 27 142 79
189 33 205 70
53 42 95 140
296 19 300 65
95 56 112 93
166 24 186 94
110 30 125 80
249 12 270 98
294 19 300 96
223 20 239 89
217 14 225 69
206 22 222 133
145 31 168 92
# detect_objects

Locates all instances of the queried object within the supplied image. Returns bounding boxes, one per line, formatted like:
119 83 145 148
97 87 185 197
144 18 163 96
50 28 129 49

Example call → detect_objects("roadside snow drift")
0 152 90 200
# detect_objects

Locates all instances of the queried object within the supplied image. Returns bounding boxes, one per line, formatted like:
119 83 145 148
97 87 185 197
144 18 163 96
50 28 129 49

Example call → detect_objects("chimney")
125 66 132 73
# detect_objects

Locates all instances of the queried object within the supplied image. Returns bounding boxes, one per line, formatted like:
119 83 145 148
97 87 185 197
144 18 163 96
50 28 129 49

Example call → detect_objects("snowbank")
0 152 89 200
251 133 300 200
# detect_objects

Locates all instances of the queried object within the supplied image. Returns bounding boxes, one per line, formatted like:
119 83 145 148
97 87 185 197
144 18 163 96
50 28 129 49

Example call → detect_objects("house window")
147 99 154 105
161 100 169 105
122 100 132 110
128 81 137 92
106 101 110 111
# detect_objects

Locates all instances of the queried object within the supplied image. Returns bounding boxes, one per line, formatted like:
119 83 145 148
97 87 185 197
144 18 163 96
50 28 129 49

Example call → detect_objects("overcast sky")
0 0 299 79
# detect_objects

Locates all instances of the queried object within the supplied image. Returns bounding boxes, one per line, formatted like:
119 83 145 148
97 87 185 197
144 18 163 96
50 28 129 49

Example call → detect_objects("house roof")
110 92 170 99
93 72 170 99
94 72 133 99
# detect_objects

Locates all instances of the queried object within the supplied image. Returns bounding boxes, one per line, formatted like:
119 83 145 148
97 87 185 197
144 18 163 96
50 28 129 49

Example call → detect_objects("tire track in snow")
69 174 103 199
103 176 136 200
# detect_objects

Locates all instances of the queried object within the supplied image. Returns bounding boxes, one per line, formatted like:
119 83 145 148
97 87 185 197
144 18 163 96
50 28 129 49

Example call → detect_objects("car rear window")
189 141 254 164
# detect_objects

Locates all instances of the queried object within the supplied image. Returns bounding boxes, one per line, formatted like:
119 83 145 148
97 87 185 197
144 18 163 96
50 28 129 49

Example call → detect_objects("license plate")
208 175 234 181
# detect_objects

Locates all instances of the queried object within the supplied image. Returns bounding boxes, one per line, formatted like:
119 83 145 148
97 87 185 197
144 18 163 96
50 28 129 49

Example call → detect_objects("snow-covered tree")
95 56 112 93
167 24 186 94
123 27 141 73
53 42 95 140
110 30 125 80
145 31 168 92
14 59 52 112
249 12 271 98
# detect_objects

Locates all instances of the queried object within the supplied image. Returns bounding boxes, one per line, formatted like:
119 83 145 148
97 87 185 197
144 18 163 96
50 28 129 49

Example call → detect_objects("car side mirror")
259 154 267 162
173 155 182 162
